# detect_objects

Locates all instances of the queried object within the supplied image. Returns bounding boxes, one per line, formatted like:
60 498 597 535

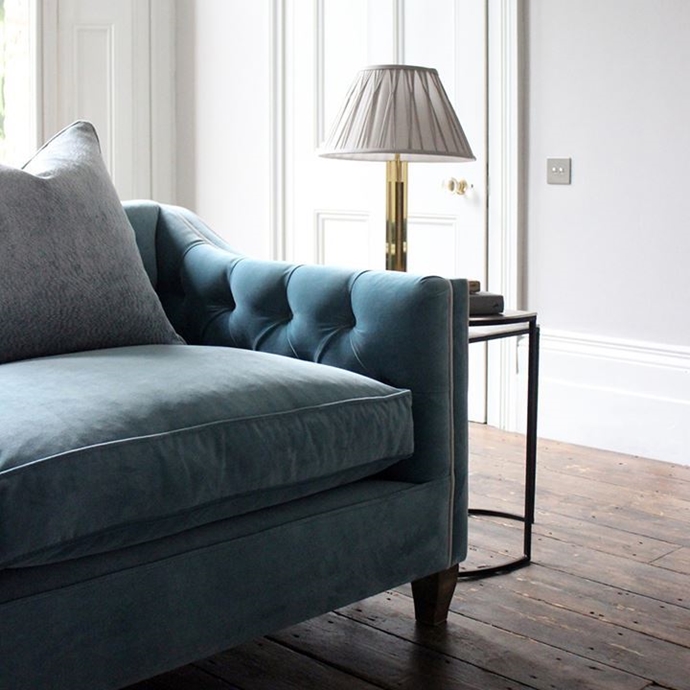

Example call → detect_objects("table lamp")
319 64 475 271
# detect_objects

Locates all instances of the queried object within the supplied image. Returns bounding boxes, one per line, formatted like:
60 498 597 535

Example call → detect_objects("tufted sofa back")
124 200 468 562
126 201 462 375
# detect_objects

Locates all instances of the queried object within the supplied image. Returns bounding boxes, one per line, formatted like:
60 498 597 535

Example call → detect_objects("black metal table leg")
459 311 539 580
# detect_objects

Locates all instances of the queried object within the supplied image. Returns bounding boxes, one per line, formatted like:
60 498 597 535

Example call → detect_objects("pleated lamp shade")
320 64 475 162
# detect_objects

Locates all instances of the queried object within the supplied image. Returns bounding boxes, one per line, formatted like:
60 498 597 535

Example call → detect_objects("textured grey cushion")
0 120 182 364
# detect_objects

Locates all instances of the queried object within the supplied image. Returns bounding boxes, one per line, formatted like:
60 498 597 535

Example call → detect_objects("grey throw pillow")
0 120 183 364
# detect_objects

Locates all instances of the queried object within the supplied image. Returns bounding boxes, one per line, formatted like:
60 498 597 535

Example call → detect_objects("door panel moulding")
36 0 173 201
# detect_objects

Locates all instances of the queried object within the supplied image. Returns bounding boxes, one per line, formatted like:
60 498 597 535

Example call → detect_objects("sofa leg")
411 564 459 626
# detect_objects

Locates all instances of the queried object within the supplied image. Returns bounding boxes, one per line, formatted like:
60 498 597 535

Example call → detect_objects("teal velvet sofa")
0 122 468 689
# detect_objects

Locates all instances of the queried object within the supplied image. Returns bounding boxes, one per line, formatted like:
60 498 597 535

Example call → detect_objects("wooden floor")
130 424 690 690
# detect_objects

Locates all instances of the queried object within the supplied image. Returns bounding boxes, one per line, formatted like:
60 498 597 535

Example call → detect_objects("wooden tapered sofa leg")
411 564 459 626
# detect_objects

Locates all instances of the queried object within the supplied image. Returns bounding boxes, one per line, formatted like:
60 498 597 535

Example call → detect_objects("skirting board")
515 329 690 466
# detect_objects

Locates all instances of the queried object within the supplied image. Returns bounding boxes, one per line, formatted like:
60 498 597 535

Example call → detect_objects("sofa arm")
125 201 468 556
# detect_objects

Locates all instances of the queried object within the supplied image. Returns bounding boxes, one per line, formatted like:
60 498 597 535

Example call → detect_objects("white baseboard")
515 329 690 466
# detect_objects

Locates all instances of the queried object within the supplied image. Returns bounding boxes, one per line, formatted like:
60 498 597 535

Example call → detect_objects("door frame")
31 0 524 432
486 0 526 430
269 0 525 431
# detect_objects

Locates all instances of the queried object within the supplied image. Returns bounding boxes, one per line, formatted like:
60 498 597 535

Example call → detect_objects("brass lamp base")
386 157 408 272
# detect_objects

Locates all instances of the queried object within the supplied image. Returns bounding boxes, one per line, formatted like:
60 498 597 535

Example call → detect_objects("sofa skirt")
0 474 463 690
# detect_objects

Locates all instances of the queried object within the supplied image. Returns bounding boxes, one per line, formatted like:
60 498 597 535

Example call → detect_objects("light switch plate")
547 158 571 184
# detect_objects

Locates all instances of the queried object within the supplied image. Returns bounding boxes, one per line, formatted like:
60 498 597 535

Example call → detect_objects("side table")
458 310 540 579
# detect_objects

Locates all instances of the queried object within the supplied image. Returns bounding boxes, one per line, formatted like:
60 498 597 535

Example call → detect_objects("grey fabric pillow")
0 120 183 364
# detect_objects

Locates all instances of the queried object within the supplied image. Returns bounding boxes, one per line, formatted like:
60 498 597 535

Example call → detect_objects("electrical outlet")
547 158 571 185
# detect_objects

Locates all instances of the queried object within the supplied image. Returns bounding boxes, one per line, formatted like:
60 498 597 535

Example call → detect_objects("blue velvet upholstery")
134 202 469 558
0 344 412 568
1 479 449 689
0 200 468 690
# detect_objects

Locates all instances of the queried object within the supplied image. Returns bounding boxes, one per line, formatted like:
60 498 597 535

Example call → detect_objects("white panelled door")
285 0 488 421
40 0 173 201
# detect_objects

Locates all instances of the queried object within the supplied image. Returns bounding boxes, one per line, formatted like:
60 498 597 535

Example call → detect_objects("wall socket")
547 158 571 184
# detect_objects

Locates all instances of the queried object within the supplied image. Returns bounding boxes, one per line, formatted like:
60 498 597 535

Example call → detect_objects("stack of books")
468 281 504 315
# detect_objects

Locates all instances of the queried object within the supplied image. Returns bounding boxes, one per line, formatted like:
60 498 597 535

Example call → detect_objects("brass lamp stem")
385 156 408 271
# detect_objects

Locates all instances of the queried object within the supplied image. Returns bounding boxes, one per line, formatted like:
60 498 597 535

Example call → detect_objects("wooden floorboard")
127 425 690 690
340 590 649 690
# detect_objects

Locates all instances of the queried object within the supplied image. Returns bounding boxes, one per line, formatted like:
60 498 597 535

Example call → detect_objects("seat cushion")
0 121 183 365
0 345 413 568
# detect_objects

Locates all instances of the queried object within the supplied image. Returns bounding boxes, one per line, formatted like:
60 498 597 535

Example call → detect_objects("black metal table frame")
458 310 540 579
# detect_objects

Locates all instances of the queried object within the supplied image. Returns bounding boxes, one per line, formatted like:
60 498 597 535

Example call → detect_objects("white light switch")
547 158 571 185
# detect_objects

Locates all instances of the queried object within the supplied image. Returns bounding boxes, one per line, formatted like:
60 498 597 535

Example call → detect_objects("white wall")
526 0 690 464
175 0 271 258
